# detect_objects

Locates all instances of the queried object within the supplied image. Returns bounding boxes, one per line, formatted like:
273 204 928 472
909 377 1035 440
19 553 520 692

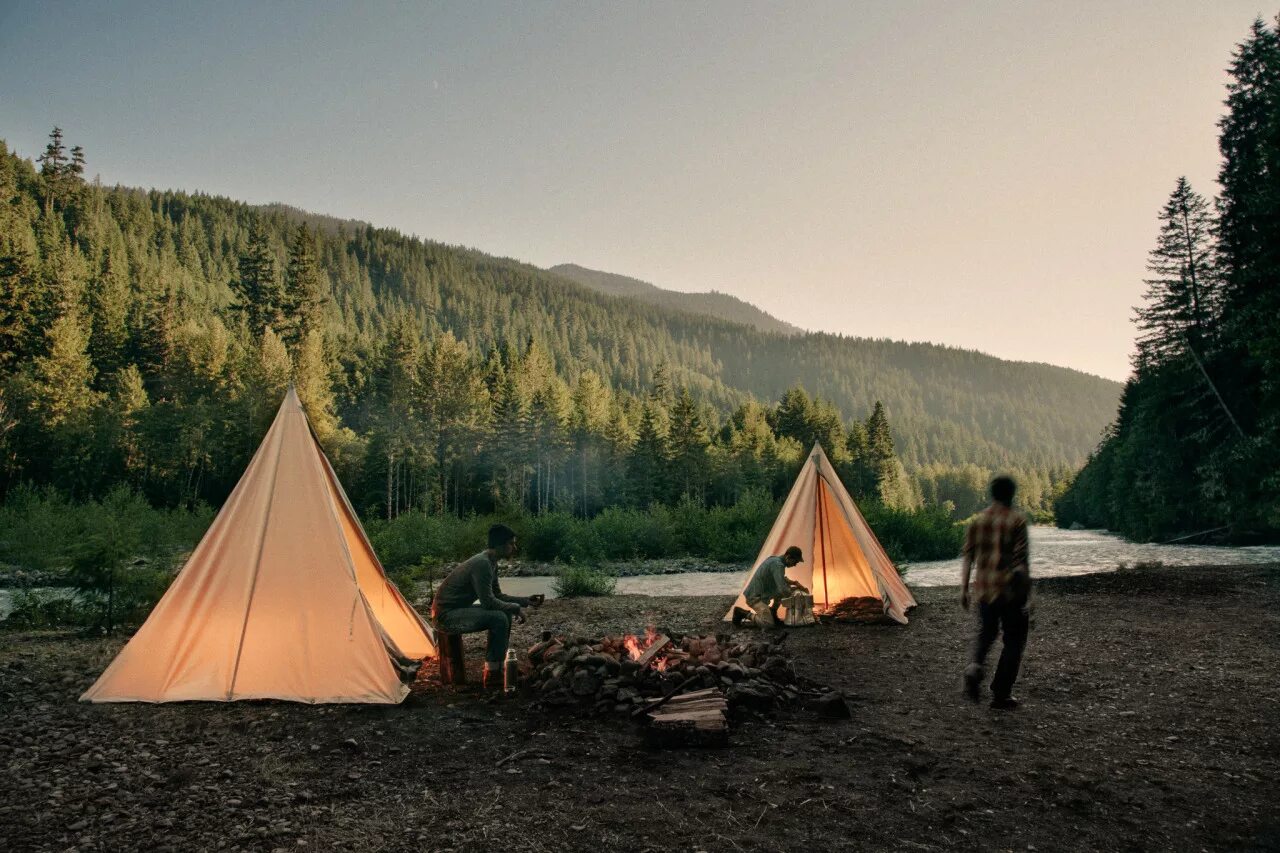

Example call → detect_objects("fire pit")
521 628 849 747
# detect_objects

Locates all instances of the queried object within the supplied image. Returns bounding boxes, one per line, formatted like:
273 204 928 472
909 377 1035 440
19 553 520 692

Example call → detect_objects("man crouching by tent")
432 524 542 689
732 546 806 628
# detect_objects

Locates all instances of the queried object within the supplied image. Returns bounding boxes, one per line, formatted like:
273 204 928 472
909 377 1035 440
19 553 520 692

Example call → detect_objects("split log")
646 700 729 748
664 688 721 705
630 673 703 718
634 634 672 668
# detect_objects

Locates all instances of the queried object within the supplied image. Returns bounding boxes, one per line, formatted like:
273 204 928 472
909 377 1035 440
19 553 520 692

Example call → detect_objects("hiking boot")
482 666 502 691
732 606 750 627
990 696 1020 710
963 664 982 703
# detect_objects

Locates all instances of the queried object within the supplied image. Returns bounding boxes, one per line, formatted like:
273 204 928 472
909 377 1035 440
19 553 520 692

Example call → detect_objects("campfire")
521 627 849 747
620 627 674 671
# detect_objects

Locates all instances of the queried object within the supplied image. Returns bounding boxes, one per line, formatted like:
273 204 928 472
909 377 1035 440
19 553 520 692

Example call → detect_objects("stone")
570 670 601 697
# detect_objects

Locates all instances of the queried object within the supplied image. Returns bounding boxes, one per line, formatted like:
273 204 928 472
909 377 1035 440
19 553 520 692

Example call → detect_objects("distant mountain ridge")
550 263 803 336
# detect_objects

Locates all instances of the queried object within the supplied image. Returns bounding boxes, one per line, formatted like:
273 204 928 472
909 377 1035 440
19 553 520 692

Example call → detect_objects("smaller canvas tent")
82 387 434 704
725 443 916 624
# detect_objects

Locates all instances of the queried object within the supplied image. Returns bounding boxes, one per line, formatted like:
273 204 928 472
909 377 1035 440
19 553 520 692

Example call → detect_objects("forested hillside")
1056 17 1280 542
549 263 803 336
0 130 1115 520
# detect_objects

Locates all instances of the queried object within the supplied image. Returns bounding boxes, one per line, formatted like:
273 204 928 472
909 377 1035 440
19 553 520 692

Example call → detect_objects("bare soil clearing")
1 564 1278 852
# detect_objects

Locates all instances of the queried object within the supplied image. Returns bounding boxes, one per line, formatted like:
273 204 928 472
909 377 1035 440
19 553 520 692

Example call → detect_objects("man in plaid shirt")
960 476 1031 709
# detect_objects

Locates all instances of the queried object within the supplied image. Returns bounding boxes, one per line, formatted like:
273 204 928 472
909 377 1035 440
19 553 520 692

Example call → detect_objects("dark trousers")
437 606 513 667
973 599 1029 699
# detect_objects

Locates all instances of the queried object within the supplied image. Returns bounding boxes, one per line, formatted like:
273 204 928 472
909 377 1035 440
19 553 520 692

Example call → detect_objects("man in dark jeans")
960 476 1031 710
431 524 541 689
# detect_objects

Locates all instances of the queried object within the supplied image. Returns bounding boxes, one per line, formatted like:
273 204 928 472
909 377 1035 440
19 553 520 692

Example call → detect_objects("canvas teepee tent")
725 443 916 624
82 387 434 704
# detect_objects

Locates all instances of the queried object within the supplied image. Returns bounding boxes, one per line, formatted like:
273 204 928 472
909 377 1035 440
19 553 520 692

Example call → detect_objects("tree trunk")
386 451 394 521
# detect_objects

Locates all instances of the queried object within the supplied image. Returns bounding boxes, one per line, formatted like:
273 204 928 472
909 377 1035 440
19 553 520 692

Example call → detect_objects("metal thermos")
503 648 518 693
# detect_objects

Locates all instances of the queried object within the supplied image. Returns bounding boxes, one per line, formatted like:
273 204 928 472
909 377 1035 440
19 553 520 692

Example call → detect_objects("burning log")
633 634 671 668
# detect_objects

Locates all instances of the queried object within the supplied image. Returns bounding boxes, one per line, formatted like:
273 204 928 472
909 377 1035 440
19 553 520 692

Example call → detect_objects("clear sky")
0 1 1263 380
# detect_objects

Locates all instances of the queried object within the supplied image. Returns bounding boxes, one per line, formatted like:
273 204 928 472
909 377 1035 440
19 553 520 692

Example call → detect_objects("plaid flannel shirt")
963 504 1030 604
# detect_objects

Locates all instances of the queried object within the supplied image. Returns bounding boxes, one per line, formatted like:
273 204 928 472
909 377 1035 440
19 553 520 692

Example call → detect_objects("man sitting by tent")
432 524 542 688
732 546 806 628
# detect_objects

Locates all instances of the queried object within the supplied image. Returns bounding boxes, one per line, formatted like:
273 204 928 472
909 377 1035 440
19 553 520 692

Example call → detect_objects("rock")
727 683 776 711
761 656 791 681
570 670 601 697
803 691 851 719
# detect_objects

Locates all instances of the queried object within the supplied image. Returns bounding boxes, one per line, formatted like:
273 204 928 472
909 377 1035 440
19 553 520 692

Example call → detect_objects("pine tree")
0 146 43 375
490 371 531 508
667 386 711 502
1134 177 1220 369
865 401 907 505
374 315 423 518
293 329 339 442
38 127 68 216
103 365 149 479
36 312 99 425
774 386 814 446
571 370 611 515
231 222 286 337
1216 16 1280 439
627 402 668 507
283 223 327 348
87 244 132 377
420 332 487 513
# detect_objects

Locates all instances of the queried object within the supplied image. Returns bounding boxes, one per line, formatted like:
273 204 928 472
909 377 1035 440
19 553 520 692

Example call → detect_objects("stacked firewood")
522 630 849 724
823 596 891 623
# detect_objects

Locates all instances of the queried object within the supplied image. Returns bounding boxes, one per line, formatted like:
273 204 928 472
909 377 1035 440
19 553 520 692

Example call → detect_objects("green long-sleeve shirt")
432 552 530 617
743 555 790 603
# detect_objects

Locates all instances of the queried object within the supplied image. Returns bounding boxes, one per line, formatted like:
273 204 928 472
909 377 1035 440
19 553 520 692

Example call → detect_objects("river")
491 526 1280 599
4 528 1280 619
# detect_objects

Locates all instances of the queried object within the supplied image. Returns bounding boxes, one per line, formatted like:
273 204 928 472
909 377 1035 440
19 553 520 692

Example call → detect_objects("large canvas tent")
725 443 916 624
82 387 434 704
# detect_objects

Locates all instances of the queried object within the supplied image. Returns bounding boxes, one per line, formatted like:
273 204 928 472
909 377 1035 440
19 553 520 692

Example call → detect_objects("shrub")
66 487 181 632
367 512 492 571
0 485 212 577
860 501 964 565
0 486 85 573
525 513 604 563
704 488 775 561
3 588 90 629
584 506 680 560
552 564 617 598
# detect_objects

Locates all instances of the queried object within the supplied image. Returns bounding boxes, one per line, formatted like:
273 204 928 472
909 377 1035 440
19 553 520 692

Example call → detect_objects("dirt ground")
1 563 1278 853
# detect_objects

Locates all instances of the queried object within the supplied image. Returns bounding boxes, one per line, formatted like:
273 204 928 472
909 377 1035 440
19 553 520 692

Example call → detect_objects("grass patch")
552 564 617 598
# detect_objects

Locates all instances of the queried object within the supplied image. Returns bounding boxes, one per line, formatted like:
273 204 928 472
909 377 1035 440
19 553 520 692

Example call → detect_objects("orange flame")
621 626 671 671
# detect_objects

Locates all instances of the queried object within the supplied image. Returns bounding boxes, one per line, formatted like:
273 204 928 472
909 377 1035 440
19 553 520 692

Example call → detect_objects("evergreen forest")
1055 17 1280 542
1 115 1120 550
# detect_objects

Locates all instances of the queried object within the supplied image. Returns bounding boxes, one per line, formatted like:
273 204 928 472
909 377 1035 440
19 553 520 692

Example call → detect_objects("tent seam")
310 420 400 658
226 405 287 700
310 416 434 654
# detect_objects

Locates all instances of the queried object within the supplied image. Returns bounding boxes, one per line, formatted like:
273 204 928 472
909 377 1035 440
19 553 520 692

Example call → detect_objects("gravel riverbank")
1 563 1277 851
